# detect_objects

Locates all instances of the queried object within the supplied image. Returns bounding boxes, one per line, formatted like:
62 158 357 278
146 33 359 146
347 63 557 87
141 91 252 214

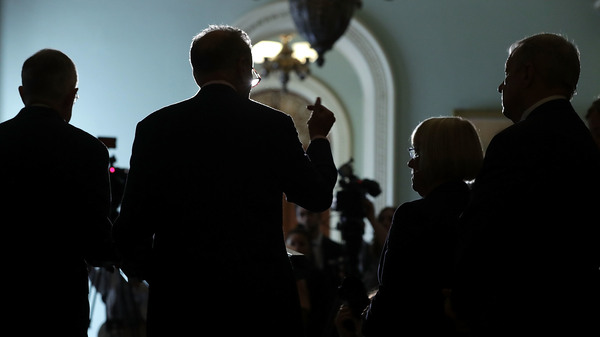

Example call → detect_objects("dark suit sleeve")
274 114 338 212
75 137 118 266
362 203 415 335
113 121 159 280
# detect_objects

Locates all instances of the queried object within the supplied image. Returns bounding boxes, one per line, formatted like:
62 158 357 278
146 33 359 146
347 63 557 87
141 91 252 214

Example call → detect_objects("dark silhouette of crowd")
2 27 598 337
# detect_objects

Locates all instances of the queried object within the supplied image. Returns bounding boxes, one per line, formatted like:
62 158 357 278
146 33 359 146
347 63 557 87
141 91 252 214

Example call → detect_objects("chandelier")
252 0 361 91
252 34 317 92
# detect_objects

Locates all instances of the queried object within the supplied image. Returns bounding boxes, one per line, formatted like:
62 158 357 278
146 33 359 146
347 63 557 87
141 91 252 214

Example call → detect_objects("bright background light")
252 40 283 64
292 42 318 63
252 39 317 64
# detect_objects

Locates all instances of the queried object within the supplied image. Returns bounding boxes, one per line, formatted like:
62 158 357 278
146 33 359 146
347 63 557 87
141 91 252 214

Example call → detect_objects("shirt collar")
29 103 52 108
520 95 567 121
201 80 237 92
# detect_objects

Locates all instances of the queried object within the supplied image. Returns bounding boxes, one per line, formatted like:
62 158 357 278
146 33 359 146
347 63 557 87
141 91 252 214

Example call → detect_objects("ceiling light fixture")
252 34 317 92
289 0 362 66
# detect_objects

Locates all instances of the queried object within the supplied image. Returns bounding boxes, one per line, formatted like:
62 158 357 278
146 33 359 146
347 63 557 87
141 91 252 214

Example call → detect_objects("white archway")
235 1 396 207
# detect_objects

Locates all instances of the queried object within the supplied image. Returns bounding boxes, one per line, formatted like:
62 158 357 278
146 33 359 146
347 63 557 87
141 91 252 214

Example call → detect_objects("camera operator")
328 160 382 336
333 159 381 281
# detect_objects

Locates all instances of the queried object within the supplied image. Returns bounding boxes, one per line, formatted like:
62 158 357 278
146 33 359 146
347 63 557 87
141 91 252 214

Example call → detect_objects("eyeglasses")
408 147 419 159
251 68 261 88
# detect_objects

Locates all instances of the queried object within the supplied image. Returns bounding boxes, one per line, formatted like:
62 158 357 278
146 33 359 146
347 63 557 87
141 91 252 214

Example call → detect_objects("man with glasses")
114 25 337 337
453 33 600 336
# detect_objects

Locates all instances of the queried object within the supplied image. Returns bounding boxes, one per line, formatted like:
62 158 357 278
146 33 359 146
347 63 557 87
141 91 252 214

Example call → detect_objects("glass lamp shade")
289 0 361 66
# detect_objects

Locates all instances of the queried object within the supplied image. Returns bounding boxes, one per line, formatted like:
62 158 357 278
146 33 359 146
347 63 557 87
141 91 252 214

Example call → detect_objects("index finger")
307 97 322 110
313 97 321 107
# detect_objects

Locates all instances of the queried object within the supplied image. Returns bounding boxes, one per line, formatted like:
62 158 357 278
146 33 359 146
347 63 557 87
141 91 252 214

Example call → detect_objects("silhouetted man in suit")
586 97 600 149
453 33 600 336
114 25 337 337
0 49 117 337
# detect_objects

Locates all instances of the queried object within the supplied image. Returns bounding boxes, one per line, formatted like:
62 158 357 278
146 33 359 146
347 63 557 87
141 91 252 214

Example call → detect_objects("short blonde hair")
410 116 483 186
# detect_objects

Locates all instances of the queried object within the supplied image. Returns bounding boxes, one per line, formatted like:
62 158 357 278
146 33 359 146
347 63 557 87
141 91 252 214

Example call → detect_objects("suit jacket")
114 84 338 337
453 99 600 336
362 180 470 336
0 106 116 336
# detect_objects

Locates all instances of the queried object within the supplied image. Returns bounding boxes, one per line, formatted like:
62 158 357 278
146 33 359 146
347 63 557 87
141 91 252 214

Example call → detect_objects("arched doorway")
235 1 396 240
235 0 396 208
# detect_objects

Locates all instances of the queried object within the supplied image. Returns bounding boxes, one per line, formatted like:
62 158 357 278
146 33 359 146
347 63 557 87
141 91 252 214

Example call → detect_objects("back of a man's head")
189 25 252 76
509 33 580 98
21 49 77 103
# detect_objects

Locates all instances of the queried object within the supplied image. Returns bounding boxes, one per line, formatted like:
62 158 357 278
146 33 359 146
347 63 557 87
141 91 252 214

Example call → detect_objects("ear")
192 71 200 86
237 56 251 76
235 56 253 96
64 87 78 106
58 88 78 122
521 62 536 87
18 86 27 105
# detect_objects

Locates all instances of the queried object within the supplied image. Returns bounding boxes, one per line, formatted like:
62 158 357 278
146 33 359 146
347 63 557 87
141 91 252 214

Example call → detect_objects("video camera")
334 158 381 219
333 159 381 277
